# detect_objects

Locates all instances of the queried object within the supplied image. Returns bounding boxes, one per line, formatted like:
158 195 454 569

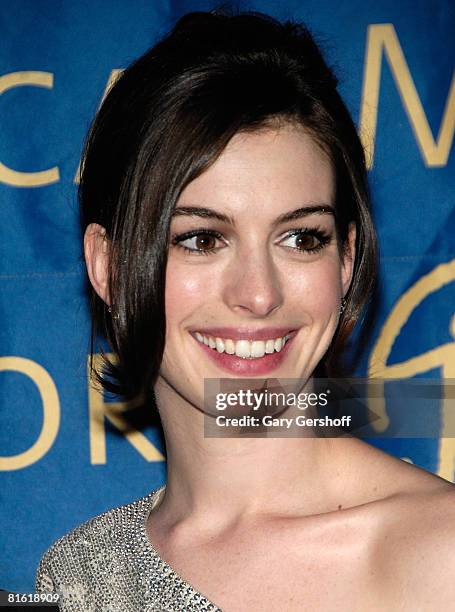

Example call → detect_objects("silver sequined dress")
35 485 222 611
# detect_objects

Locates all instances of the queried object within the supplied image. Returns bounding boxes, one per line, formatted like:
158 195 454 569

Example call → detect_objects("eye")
183 234 217 251
280 227 332 254
171 229 225 256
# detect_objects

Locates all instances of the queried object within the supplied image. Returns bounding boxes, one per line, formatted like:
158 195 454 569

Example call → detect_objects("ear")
340 222 356 297
84 223 110 304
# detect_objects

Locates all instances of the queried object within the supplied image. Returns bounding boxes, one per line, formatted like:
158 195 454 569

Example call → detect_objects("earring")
108 306 120 320
339 297 347 315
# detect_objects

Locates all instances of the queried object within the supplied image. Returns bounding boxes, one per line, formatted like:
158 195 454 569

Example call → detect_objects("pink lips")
191 328 298 375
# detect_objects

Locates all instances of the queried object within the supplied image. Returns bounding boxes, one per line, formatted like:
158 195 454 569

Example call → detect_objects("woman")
36 9 455 611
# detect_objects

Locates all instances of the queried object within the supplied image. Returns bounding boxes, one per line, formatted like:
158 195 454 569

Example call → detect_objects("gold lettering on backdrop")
368 258 455 481
74 69 123 184
0 357 60 470
360 24 455 168
0 71 60 187
88 354 164 464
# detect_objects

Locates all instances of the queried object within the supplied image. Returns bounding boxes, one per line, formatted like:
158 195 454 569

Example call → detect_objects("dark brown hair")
79 9 378 402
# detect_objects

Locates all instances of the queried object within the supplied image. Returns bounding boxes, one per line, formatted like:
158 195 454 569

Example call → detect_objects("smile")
193 332 290 359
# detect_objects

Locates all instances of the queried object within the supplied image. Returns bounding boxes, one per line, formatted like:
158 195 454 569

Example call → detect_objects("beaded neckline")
134 485 222 611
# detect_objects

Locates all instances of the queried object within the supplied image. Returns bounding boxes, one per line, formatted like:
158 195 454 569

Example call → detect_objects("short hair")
79 9 378 403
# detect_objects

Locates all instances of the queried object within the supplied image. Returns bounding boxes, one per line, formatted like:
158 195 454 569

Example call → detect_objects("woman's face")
158 124 355 409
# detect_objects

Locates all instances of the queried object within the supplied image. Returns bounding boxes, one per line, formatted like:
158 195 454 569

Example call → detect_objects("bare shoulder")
371 470 455 606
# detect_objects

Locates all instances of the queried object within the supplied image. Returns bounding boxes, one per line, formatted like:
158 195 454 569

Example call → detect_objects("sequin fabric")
35 486 222 611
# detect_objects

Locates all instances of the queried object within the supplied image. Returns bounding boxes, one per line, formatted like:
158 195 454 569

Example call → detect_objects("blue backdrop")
1 0 454 592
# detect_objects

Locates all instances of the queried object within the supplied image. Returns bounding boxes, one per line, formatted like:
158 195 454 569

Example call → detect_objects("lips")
190 328 298 375
193 332 290 358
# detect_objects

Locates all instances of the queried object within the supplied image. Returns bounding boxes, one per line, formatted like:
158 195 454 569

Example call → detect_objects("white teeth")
235 340 251 358
265 339 275 354
215 337 225 353
225 339 235 354
251 341 266 358
194 332 291 358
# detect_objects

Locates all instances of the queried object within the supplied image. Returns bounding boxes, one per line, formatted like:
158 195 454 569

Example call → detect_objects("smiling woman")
165 126 348 383
35 8 455 612
159 124 358 397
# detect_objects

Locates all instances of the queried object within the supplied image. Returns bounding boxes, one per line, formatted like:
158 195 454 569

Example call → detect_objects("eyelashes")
170 226 332 257
280 227 332 254
170 228 224 256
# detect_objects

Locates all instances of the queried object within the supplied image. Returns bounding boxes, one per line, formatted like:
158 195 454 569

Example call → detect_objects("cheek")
164 261 212 326
285 257 342 316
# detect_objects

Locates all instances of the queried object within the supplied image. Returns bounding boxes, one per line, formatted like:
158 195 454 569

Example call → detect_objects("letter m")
360 24 455 168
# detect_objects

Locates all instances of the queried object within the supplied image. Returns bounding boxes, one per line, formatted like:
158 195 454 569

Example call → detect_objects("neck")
153 376 365 531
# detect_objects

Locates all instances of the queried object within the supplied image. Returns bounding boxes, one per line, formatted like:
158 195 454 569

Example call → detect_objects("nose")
221 246 284 317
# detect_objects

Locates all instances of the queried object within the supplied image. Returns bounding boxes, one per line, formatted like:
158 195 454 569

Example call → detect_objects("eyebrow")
172 204 335 227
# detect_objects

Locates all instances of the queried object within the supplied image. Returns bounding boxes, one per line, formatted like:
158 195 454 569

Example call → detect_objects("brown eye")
280 228 331 254
294 233 318 250
172 229 225 256
194 233 217 250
